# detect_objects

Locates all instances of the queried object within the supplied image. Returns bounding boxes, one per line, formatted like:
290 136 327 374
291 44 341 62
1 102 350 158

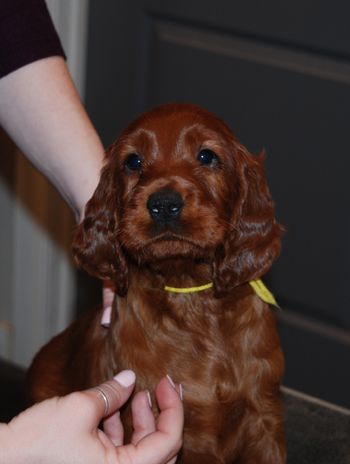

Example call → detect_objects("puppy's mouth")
136 229 207 261
148 230 199 247
149 220 183 237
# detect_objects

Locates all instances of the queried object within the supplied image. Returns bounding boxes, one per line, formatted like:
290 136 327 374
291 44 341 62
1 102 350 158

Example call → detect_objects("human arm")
0 56 105 220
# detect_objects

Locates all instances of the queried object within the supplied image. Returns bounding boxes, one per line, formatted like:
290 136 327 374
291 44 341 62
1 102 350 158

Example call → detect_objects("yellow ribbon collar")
164 279 278 306
164 282 213 294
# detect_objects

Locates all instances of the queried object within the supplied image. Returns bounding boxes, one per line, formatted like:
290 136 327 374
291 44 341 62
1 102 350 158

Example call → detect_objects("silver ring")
93 386 110 416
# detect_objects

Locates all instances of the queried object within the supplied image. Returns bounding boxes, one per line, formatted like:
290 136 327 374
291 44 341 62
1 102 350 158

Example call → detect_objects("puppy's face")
74 103 283 295
113 105 239 263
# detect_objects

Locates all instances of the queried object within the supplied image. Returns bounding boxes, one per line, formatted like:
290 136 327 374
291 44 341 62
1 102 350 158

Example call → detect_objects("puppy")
28 103 286 463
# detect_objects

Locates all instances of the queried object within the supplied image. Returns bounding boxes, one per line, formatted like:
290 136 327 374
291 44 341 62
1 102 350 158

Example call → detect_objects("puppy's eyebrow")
200 140 224 152
175 123 202 157
176 124 224 157
123 128 159 157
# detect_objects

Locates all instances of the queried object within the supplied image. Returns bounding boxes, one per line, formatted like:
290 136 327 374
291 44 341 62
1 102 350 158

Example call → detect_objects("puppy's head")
73 103 283 296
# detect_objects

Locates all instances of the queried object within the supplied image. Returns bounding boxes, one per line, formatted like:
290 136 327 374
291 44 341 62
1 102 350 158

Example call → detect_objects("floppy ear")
212 147 284 296
72 162 128 296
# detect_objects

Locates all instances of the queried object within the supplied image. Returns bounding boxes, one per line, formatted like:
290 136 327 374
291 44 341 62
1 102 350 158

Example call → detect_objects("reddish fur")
28 103 286 463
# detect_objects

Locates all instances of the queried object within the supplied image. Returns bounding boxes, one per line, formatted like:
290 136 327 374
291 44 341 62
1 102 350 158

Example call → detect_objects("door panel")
86 1 350 407
145 1 350 58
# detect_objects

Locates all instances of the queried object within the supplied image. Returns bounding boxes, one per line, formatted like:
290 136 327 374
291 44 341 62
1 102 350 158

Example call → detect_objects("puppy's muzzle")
147 189 184 222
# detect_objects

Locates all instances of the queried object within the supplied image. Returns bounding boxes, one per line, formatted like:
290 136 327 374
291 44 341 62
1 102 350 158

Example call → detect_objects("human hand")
2 370 183 464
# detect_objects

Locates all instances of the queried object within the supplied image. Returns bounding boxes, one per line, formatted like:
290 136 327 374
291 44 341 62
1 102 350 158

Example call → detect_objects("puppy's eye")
124 153 142 172
197 149 218 166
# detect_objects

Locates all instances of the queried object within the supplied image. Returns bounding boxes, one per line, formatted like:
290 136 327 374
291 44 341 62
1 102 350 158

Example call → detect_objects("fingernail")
166 374 176 389
179 383 184 401
167 375 183 401
101 306 112 327
113 370 136 387
146 390 152 408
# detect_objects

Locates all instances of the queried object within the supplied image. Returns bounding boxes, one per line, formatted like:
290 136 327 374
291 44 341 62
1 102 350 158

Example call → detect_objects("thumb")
87 370 136 420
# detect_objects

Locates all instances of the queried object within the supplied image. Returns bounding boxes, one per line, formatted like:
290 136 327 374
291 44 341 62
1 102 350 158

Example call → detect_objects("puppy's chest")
111 292 239 395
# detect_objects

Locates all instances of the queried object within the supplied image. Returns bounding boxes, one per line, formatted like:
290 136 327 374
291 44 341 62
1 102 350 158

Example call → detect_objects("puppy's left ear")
212 147 284 296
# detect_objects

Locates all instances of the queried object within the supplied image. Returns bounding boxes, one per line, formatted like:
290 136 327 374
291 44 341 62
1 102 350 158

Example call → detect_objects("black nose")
147 190 184 222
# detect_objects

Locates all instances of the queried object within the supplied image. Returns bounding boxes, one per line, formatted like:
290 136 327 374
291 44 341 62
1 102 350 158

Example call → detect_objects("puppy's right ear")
72 163 128 296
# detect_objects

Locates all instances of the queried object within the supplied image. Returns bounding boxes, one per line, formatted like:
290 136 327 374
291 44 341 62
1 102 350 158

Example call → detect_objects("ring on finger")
93 386 110 416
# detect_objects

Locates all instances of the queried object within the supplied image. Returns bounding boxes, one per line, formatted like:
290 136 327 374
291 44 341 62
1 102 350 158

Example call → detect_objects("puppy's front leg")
27 308 108 403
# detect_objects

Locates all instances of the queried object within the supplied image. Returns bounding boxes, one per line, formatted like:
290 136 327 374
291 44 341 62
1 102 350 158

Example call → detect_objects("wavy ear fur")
72 163 128 296
213 147 284 296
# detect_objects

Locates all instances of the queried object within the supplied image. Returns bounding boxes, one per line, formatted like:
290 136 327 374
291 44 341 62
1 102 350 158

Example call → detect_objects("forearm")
0 56 105 220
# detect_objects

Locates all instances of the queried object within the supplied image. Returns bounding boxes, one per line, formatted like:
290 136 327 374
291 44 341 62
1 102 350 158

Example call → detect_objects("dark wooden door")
85 1 350 408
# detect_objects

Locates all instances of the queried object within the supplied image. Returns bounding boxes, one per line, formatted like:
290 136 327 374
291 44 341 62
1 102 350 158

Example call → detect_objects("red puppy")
28 103 286 463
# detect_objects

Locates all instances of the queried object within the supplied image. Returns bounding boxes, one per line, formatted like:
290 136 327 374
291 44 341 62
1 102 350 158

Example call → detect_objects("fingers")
101 305 112 327
153 376 184 446
81 371 183 464
125 376 183 464
101 280 115 327
131 391 155 444
103 411 124 446
86 370 136 420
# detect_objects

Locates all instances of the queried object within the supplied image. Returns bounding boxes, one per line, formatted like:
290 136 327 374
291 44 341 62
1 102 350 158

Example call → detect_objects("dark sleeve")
0 0 66 78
